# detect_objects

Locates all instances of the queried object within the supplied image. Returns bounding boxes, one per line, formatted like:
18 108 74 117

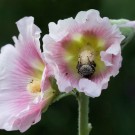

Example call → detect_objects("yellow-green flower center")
64 34 106 76
27 61 44 94
27 79 41 93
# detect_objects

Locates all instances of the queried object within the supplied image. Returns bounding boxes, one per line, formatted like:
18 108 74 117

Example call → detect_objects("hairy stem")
78 93 92 135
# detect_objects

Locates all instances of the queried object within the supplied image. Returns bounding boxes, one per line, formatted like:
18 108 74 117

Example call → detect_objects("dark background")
0 0 135 135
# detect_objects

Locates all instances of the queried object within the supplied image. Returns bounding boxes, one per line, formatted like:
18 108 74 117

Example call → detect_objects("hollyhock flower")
0 17 57 132
43 9 125 97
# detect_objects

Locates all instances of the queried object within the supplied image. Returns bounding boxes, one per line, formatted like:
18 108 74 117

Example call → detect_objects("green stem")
78 93 92 135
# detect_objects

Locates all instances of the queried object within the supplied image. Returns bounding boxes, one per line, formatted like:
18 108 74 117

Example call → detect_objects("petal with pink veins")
0 17 56 132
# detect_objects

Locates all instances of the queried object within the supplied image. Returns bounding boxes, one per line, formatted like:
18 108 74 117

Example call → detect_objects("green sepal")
110 19 135 49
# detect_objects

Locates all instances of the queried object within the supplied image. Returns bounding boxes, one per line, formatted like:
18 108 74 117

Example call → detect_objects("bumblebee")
76 50 96 78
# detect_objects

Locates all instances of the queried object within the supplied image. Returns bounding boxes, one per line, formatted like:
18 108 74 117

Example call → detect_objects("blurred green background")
0 0 135 135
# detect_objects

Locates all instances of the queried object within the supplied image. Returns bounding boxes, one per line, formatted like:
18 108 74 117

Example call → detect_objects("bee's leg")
76 56 81 70
87 56 96 68
78 57 81 64
92 61 96 67
87 56 91 64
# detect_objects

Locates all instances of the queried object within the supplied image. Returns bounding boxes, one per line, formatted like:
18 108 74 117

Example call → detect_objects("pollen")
27 79 41 94
79 49 95 64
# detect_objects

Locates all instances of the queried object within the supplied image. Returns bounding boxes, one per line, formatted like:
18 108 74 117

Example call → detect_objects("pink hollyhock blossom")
0 17 57 132
43 9 125 97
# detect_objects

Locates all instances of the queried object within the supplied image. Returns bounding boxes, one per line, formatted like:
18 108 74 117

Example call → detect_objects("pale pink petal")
48 17 78 41
0 17 50 132
106 43 121 55
79 79 101 97
55 71 73 92
75 9 100 24
12 102 45 132
111 53 122 77
0 45 40 131
14 16 43 61
0 43 44 132
100 51 113 66
16 16 41 43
